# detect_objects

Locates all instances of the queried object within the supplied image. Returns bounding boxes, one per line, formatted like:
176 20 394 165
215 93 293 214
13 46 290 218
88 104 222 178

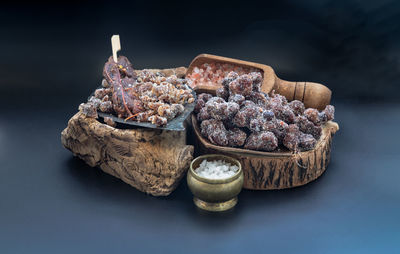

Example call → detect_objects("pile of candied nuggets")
80 56 194 127
193 71 335 152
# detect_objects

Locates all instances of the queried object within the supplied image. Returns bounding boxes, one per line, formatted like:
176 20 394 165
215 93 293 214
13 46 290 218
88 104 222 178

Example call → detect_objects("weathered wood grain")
61 112 194 196
192 115 339 190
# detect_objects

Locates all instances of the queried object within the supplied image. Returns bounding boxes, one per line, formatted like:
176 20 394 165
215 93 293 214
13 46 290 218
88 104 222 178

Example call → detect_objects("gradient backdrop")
0 1 399 253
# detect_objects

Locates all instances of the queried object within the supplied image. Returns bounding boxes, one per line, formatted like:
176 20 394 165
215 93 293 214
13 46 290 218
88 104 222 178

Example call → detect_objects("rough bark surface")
193 115 339 190
61 112 194 196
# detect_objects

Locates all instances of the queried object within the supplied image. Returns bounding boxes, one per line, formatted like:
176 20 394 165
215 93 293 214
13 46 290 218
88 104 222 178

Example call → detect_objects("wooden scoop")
187 54 331 110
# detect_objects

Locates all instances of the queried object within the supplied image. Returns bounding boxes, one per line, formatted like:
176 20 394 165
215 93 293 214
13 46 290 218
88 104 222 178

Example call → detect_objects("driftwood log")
61 112 194 196
192 115 339 190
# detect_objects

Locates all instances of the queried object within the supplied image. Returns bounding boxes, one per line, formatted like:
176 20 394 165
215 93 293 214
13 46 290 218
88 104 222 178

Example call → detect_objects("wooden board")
61 112 194 196
192 115 339 190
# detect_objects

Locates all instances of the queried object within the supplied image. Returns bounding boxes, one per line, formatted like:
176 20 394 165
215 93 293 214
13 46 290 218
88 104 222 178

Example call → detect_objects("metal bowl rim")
189 154 242 184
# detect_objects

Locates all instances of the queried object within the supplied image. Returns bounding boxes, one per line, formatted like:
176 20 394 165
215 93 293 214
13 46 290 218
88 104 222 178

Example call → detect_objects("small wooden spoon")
187 54 331 110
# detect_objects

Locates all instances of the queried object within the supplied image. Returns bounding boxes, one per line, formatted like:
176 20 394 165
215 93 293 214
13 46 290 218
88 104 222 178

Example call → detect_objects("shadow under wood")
63 156 192 204
63 154 331 229
237 165 332 211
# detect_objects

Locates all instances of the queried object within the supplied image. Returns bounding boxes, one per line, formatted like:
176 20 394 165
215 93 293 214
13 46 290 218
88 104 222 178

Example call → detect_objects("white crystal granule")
194 159 239 179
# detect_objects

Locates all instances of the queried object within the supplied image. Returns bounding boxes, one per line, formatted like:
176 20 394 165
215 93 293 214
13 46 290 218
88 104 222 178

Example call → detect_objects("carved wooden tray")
187 54 331 110
61 112 194 196
192 115 339 190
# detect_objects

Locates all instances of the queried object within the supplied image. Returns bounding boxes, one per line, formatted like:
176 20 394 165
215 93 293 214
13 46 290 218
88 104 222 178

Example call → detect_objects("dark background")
1 1 399 253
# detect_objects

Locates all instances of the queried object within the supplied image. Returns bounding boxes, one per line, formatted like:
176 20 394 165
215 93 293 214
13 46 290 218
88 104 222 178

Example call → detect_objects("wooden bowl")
187 54 331 110
192 115 339 190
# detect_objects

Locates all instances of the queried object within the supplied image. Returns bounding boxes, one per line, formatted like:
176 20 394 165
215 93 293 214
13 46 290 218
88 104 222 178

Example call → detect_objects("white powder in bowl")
194 159 239 179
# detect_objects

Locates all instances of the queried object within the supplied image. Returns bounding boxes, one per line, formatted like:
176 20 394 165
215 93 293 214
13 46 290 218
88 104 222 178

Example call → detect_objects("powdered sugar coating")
244 131 278 151
194 71 335 152
187 63 261 89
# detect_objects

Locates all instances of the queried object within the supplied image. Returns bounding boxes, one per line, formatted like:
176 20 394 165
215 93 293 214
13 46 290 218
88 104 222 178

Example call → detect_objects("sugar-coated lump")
194 71 335 152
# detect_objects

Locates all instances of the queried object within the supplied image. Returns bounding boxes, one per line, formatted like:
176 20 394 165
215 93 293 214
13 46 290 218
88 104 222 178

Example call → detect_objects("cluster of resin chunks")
79 56 194 126
195 71 335 152
186 62 260 89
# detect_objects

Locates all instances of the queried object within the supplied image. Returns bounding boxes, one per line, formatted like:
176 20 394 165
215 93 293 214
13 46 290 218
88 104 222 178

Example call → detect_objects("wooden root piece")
193 115 339 190
61 112 194 196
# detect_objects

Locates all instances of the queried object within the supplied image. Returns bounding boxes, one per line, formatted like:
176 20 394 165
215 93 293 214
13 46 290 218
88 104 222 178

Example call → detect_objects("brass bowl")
187 154 244 212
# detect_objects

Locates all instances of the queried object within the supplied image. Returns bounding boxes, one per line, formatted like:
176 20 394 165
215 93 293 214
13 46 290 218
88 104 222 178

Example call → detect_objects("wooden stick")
111 35 121 63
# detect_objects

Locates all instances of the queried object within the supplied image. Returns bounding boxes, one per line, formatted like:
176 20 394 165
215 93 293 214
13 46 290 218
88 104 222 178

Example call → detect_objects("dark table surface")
2 0 400 252
0 101 399 253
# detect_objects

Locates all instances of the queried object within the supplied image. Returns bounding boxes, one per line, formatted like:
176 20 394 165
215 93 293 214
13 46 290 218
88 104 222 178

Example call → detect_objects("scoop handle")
273 77 332 110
